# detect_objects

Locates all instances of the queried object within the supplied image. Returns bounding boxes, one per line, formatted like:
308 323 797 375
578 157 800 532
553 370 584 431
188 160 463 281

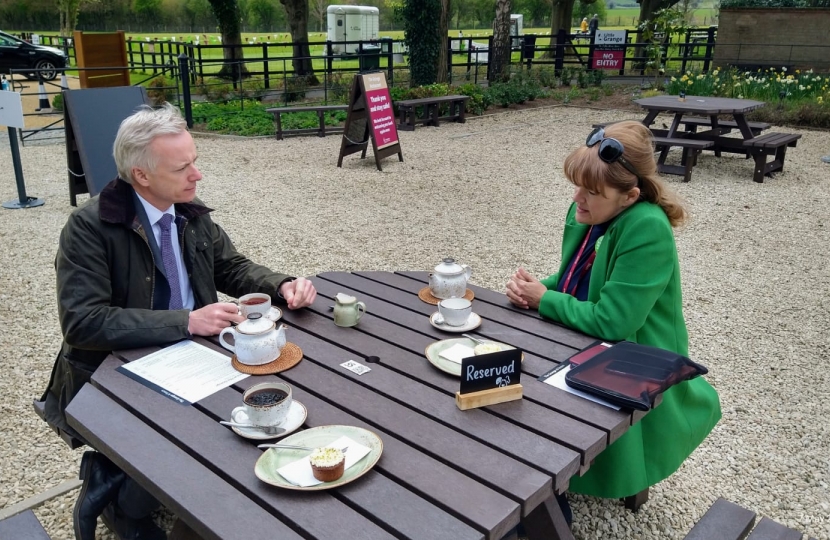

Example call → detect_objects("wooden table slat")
65 385 305 540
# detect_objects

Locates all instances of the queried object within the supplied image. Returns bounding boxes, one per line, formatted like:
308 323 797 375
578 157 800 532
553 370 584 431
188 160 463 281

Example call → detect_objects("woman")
580 17 589 34
506 121 721 503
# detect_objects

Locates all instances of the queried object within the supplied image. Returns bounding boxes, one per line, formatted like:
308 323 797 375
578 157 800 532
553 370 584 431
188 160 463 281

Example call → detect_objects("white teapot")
219 314 287 365
429 257 472 300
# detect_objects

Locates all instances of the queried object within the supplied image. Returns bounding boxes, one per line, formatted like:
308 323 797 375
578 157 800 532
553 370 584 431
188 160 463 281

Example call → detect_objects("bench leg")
623 487 649 512
456 101 467 123
398 107 415 131
522 492 575 540
428 104 440 127
751 150 767 183
681 148 694 182
275 114 283 141
317 110 326 137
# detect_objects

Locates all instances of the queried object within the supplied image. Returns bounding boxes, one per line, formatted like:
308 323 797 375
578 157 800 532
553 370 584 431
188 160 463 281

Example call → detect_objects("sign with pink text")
361 72 399 150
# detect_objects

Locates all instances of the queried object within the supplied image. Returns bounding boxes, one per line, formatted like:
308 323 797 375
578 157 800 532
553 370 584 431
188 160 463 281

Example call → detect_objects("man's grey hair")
113 103 188 184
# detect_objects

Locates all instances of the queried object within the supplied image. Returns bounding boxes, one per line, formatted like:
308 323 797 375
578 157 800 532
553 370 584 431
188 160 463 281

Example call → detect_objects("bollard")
35 80 50 111
60 71 69 90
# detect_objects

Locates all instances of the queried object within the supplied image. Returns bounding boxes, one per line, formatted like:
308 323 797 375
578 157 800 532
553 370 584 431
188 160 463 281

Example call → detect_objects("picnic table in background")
64 271 656 540
633 95 801 183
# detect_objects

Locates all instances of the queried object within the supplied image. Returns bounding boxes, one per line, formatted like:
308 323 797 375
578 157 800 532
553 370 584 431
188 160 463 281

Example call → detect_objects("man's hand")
188 302 244 336
279 277 317 310
506 267 546 310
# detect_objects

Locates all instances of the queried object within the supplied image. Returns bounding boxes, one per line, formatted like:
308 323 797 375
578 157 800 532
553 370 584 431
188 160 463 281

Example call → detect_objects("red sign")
361 73 399 150
591 49 624 70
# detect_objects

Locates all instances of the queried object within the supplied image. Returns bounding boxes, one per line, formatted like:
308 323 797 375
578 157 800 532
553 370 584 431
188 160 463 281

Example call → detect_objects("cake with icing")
309 447 345 482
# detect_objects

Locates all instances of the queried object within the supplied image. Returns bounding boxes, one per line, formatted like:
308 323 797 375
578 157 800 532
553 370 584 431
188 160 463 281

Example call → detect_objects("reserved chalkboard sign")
456 349 523 410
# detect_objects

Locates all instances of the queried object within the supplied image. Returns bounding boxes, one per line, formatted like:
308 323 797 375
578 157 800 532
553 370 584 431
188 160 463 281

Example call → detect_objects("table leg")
169 518 205 540
641 109 659 127
709 115 722 157
656 113 684 165
733 114 755 140
522 493 575 540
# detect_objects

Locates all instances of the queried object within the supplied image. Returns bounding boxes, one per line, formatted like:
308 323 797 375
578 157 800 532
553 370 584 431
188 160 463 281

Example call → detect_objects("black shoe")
101 503 167 540
73 451 126 540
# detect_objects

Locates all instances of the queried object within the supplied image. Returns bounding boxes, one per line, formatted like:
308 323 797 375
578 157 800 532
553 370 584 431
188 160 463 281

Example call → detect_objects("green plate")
424 338 520 377
254 425 383 491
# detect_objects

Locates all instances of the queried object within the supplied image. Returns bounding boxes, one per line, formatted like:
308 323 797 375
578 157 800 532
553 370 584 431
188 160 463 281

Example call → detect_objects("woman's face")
572 184 637 224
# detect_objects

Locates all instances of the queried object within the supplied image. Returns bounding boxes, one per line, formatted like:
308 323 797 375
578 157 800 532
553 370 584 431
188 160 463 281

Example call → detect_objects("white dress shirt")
135 193 195 310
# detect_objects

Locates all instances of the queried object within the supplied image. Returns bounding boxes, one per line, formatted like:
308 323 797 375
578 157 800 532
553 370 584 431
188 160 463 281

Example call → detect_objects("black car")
0 31 68 80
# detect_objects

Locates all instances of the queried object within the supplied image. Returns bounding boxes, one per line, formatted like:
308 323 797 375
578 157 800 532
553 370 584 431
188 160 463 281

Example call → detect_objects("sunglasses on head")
585 127 643 188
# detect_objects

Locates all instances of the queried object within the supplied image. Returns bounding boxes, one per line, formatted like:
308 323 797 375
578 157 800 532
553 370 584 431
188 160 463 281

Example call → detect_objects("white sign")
0 90 25 129
31 34 41 45
594 30 626 45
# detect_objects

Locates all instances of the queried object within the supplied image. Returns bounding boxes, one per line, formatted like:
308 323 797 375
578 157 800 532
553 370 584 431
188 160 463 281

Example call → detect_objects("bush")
278 109 348 130
51 92 63 111
328 72 354 103
191 101 275 136
453 82 492 115
147 75 176 105
283 76 308 103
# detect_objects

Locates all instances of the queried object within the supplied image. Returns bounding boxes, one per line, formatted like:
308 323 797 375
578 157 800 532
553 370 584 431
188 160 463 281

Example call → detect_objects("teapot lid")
434 257 464 275
236 313 275 335
335 292 356 304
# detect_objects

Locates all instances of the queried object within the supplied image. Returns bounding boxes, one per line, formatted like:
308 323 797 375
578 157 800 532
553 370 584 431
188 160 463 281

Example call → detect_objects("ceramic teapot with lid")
219 314 287 365
429 257 472 300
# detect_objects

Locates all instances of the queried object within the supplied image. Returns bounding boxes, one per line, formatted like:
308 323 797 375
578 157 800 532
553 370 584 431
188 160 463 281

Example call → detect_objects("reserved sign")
459 349 522 395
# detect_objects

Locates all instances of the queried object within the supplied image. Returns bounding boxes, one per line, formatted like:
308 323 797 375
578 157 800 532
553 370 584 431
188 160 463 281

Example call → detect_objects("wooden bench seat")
683 498 817 540
678 116 771 134
266 105 348 140
652 136 714 182
396 95 470 131
742 131 802 183
0 509 53 540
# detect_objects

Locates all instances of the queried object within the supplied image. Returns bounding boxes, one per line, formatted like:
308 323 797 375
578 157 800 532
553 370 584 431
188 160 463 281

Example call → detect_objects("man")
39 103 317 540
588 14 599 36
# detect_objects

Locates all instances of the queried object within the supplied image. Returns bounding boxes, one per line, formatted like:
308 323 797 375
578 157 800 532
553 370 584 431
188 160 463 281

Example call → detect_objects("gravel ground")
1 105 828 539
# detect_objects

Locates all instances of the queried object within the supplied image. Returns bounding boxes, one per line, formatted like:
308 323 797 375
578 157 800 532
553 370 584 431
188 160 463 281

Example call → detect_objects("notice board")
337 71 403 171
591 30 626 70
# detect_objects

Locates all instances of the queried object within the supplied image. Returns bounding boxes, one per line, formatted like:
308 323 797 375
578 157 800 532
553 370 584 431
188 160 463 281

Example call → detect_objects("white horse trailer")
327 5 380 54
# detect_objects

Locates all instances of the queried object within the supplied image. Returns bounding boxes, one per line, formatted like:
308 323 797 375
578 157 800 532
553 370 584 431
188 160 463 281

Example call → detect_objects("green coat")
41 179 293 442
539 202 721 498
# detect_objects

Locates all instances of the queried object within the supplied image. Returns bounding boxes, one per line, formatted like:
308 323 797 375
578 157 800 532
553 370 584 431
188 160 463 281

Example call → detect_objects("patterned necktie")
157 213 183 310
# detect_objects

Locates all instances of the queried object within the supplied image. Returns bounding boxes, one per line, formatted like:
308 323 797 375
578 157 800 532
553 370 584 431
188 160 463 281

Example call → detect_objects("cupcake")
309 447 345 482
474 343 502 355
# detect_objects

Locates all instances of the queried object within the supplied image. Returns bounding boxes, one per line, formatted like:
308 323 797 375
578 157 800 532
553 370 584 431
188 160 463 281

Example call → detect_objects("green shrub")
192 101 275 136
147 75 177 105
586 87 602 101
277 109 348 130
328 73 354 103
51 92 64 111
283 76 308 103
453 82 492 115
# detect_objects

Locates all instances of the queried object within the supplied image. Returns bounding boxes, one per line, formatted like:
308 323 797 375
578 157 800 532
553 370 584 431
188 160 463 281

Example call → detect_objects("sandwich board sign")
337 71 403 171
591 30 626 70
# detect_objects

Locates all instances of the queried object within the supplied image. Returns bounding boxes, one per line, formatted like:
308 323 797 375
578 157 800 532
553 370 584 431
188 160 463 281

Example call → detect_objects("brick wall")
715 8 830 72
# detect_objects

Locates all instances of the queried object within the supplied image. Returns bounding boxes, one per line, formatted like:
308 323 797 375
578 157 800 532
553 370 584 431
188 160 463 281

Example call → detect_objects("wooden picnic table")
633 95 802 182
64 271 650 540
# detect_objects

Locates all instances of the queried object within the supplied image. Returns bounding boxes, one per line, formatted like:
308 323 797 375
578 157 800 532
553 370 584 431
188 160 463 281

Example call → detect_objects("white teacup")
238 292 271 318
232 382 292 427
435 297 473 327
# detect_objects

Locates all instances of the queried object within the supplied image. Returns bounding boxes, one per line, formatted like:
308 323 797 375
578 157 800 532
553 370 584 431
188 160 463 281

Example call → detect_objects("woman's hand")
506 267 547 310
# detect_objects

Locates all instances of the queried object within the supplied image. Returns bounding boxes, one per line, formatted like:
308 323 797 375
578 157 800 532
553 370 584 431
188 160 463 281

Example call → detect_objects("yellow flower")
796 69 800 74
687 80 693 86
680 75 688 81
671 76 677 82
697 74 704 80
818 96 824 104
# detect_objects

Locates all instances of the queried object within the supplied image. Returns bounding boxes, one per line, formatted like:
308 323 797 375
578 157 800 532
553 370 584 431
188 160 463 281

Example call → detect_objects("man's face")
132 131 201 210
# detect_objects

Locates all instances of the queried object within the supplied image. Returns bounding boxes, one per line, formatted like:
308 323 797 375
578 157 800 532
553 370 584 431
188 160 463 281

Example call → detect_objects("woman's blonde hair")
563 120 687 227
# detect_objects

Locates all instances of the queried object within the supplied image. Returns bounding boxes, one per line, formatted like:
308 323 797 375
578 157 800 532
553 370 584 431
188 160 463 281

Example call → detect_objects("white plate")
254 425 383 491
429 312 482 333
229 399 307 440
424 338 522 377
237 306 282 322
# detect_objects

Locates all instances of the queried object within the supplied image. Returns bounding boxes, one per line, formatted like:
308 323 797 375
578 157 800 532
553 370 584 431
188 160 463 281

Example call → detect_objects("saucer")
237 306 282 322
429 312 482 333
229 400 307 440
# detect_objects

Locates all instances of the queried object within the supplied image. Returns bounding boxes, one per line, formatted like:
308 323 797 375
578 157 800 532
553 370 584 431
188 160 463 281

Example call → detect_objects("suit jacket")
41 178 294 443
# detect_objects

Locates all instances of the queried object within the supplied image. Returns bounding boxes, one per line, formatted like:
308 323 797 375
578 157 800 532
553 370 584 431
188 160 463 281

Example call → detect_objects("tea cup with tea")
232 382 293 427
238 292 271 318
434 297 473 327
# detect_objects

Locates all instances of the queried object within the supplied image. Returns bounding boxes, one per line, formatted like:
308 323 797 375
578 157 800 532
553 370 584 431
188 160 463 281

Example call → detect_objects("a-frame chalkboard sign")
337 71 403 171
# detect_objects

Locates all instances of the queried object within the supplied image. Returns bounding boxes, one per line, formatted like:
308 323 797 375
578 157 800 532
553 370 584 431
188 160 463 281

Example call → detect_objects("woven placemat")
417 286 475 306
231 342 303 375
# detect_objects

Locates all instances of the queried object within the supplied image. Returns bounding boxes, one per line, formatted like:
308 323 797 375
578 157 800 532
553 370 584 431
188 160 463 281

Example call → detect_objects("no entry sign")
591 30 626 71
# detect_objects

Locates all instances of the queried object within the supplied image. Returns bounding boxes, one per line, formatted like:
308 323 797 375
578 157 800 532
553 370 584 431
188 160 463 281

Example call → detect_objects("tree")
57 0 83 36
636 0 683 33
401 0 442 86
309 0 326 32
279 0 318 83
489 0 511 82
573 0 606 24
436 0 449 83
207 0 248 79
133 0 162 25
248 0 281 29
